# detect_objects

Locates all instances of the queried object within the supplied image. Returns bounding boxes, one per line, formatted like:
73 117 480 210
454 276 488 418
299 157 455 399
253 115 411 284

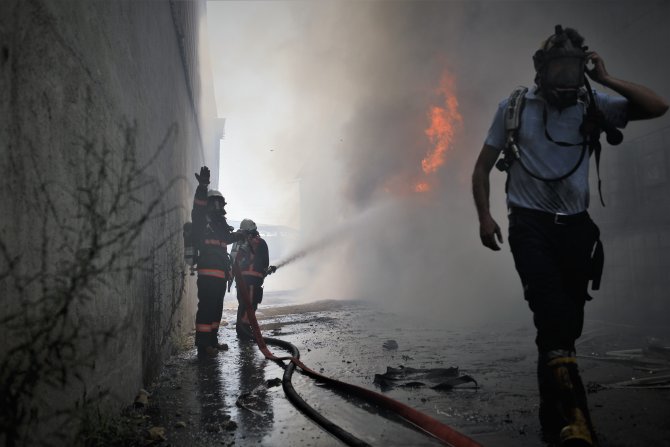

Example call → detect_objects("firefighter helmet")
207 189 226 202
206 189 226 213
239 218 257 232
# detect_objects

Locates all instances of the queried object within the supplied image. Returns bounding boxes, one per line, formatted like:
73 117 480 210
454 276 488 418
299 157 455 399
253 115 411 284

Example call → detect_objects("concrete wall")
587 2 670 328
0 0 221 442
591 127 670 327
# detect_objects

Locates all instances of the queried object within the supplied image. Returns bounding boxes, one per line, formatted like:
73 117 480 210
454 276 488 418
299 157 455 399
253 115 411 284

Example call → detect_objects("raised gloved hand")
195 166 210 185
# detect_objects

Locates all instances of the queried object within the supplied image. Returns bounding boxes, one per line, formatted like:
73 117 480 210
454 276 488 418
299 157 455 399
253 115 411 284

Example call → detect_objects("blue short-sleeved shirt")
485 87 628 214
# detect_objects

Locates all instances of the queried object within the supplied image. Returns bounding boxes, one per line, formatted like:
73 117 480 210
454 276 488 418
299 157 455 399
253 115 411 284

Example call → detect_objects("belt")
508 206 589 225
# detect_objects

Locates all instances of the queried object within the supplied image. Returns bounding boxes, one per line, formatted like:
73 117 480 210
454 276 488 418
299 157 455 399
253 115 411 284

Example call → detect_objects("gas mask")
541 56 585 108
534 25 587 109
207 197 227 220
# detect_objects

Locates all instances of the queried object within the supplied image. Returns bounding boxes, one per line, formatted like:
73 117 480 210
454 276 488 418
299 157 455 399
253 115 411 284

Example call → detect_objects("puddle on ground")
146 292 670 446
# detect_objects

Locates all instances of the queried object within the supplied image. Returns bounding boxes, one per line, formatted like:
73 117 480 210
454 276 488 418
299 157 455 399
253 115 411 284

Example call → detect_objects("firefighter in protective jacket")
231 218 269 338
191 166 245 357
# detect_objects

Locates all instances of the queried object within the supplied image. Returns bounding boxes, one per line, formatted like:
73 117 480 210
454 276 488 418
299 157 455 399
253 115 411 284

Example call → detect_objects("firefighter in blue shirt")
472 26 667 446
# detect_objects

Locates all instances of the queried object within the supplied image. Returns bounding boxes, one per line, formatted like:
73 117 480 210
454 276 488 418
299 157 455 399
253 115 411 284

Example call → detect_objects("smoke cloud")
208 1 670 326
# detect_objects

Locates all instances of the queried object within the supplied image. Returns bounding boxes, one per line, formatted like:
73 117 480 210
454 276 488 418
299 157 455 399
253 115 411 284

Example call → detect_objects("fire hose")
233 261 482 447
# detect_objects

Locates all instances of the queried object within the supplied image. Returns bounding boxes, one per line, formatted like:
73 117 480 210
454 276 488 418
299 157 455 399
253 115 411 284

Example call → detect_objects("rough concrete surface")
137 294 670 447
0 0 219 443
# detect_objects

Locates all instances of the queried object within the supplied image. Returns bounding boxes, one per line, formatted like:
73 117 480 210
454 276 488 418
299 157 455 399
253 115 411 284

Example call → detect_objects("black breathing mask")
207 198 226 219
542 56 585 108
534 25 587 109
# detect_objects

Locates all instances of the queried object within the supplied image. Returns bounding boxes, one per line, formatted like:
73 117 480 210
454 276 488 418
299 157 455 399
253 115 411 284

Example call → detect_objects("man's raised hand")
195 166 210 186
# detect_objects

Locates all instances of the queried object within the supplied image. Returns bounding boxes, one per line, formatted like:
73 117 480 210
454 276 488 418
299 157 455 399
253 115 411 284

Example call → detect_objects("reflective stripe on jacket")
198 268 228 279
236 235 269 282
191 184 243 279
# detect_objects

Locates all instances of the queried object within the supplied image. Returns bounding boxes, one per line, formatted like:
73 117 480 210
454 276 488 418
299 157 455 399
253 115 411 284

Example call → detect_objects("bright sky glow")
207 2 303 229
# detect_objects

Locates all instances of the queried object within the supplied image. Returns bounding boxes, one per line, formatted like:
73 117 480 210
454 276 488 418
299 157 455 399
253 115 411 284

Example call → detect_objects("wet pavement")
144 291 670 446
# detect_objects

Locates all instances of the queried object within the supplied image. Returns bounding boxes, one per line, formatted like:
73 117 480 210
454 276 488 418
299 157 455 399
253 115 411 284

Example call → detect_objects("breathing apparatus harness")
495 25 623 206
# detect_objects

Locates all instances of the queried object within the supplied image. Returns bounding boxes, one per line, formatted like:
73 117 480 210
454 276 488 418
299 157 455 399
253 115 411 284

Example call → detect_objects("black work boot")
196 331 217 359
197 345 218 359
235 322 253 340
545 351 596 446
235 304 254 340
210 331 228 351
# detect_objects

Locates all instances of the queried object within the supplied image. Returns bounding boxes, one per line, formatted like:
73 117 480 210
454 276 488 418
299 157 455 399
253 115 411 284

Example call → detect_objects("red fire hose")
233 262 482 447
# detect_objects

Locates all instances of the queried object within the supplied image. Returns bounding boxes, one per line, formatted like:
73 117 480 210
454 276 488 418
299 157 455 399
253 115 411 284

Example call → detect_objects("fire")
415 71 462 192
414 182 429 193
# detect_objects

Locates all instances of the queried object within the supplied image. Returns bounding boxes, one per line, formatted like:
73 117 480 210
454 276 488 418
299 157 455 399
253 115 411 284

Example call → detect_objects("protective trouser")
509 208 600 444
195 275 227 348
235 277 263 337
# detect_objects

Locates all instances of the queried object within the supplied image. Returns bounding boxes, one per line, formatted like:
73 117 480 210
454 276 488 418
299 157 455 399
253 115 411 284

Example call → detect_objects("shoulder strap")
496 86 528 181
583 80 605 206
505 86 529 135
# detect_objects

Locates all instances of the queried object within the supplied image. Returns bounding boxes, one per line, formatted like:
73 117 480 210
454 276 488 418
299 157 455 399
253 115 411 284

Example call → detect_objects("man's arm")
213 220 245 244
191 167 210 238
256 239 270 275
587 52 669 121
191 183 208 245
472 145 504 251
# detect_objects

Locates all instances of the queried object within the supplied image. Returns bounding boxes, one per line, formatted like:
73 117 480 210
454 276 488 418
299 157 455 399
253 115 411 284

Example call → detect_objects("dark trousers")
508 209 600 352
509 208 601 437
236 277 263 323
195 275 227 348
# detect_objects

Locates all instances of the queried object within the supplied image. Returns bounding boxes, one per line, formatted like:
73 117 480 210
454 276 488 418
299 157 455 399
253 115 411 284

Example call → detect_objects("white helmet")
206 190 226 213
239 218 257 232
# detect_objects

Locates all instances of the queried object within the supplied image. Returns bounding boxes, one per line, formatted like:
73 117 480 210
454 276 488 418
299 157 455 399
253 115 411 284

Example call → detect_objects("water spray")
265 226 348 276
265 199 396 276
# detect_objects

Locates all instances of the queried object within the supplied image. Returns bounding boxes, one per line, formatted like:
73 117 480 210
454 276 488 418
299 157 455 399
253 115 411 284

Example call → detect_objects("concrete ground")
136 293 670 447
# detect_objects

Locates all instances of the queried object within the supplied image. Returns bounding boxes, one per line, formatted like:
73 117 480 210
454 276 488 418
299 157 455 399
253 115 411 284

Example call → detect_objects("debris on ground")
383 340 399 350
236 385 270 416
646 337 670 360
222 420 238 431
579 337 670 368
373 366 478 391
108 304 670 447
266 377 282 387
134 389 150 408
607 373 670 389
146 426 166 442
578 336 670 390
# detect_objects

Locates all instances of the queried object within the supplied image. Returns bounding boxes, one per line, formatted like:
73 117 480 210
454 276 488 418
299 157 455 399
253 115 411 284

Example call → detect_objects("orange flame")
414 71 462 192
414 182 429 193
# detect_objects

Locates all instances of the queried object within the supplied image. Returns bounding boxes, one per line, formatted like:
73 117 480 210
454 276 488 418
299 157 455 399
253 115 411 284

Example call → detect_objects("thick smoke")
208 1 670 326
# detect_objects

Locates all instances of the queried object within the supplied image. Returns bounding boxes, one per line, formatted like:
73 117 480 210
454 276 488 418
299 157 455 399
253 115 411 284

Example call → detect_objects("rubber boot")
235 301 254 340
210 330 228 351
546 351 596 446
197 345 219 359
196 330 216 358
563 362 598 446
538 353 563 443
235 320 253 340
